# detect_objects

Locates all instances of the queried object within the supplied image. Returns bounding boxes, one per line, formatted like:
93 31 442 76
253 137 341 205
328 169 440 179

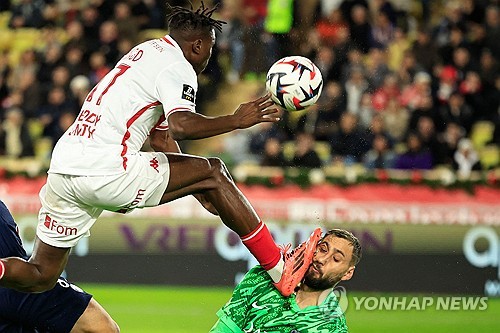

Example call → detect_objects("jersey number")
86 64 131 105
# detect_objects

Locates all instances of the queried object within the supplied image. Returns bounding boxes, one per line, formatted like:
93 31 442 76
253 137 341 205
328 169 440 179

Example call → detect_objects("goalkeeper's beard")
303 267 345 291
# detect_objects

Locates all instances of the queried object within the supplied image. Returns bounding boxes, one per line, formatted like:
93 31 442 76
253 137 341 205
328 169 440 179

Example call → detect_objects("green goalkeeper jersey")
209 266 348 333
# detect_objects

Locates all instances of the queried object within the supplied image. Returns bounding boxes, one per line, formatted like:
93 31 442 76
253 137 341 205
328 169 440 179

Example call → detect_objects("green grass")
82 284 500 333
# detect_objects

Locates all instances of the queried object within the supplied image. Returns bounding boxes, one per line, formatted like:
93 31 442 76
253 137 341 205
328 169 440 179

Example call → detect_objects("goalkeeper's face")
303 236 355 291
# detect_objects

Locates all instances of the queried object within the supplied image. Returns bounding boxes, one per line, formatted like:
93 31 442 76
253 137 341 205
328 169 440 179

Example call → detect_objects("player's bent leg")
0 237 70 292
71 298 120 333
161 154 260 235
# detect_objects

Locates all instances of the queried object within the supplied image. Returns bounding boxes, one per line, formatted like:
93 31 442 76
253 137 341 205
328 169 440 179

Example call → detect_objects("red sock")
0 260 5 280
241 222 281 270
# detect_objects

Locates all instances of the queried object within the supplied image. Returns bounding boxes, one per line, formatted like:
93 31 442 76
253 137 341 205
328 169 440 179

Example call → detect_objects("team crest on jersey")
182 84 195 102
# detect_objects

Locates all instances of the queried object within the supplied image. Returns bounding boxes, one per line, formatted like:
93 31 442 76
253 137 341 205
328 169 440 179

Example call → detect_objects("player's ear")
341 266 355 281
192 38 203 55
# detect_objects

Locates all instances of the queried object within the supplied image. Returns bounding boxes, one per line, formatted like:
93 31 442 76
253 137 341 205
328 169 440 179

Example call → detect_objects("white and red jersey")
49 35 197 176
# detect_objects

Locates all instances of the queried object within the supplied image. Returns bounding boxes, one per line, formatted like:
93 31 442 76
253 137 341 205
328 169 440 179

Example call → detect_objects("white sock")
267 257 284 283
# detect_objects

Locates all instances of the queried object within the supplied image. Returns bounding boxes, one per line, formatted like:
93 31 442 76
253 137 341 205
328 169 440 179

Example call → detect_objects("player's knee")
207 157 232 183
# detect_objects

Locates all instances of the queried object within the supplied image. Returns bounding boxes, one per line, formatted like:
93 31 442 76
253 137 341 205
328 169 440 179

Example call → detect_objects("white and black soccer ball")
265 56 323 111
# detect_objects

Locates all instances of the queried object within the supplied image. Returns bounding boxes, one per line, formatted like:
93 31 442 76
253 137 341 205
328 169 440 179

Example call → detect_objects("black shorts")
0 277 92 333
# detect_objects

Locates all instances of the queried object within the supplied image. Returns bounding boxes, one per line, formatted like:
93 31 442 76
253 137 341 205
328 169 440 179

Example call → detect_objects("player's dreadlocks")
166 1 226 34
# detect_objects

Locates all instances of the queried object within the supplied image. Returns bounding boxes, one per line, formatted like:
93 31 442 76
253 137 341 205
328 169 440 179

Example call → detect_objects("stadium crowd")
0 0 499 177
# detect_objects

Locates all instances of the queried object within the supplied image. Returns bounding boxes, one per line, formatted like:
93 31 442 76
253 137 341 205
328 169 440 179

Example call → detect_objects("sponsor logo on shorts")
181 84 195 102
117 189 147 213
150 157 159 173
44 215 78 236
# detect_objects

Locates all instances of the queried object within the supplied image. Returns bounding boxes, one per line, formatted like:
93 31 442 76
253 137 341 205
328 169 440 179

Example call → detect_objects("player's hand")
193 193 219 216
233 93 281 129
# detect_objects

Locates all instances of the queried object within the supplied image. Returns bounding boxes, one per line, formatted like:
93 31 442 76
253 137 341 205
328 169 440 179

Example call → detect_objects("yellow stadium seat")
0 29 14 50
0 12 11 29
479 144 500 169
470 121 495 148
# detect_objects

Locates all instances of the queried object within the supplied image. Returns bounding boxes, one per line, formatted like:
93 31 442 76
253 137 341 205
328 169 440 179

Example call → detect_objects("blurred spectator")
432 1 465 48
370 11 395 49
356 92 374 130
9 49 38 91
436 65 458 105
38 86 75 144
452 47 478 82
69 75 91 108
438 91 474 134
399 71 432 110
290 132 322 168
0 52 11 110
315 9 349 48
411 27 440 73
458 71 485 120
88 51 111 86
113 1 140 43
128 0 154 29
264 0 294 65
314 45 340 83
397 50 425 86
80 5 102 54
45 111 76 145
363 134 396 169
439 26 467 66
484 5 500 59
365 46 390 90
37 44 63 85
479 48 499 88
348 4 371 53
62 45 89 78
453 138 482 177
344 66 368 115
364 113 393 151
415 116 443 166
387 27 410 72
97 20 120 66
249 122 286 157
0 107 34 158
438 121 465 167
8 0 45 28
17 71 43 119
462 0 485 25
297 80 346 141
381 98 408 143
394 132 433 170
218 3 245 84
329 112 367 165
242 0 268 78
340 47 364 82
372 72 400 112
261 137 288 167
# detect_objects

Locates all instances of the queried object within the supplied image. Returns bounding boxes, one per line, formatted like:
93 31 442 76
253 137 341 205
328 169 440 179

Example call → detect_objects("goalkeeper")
210 229 361 333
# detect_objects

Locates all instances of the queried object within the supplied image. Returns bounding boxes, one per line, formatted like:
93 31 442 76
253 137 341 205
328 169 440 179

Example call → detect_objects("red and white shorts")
37 152 170 248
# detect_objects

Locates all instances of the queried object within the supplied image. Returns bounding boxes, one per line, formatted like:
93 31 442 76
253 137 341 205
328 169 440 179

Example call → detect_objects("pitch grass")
81 284 500 333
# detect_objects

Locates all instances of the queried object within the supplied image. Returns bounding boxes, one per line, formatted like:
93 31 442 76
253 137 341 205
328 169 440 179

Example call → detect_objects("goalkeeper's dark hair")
166 1 226 34
322 229 362 266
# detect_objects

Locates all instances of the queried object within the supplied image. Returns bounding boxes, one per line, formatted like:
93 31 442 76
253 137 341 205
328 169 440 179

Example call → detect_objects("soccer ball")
265 56 323 111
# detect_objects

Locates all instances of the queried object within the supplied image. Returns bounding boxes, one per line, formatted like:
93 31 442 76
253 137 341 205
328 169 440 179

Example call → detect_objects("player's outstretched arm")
0 238 70 292
168 93 280 141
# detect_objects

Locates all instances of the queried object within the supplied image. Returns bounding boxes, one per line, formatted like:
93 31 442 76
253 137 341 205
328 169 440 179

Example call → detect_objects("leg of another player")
160 153 282 272
0 238 70 292
71 298 120 333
